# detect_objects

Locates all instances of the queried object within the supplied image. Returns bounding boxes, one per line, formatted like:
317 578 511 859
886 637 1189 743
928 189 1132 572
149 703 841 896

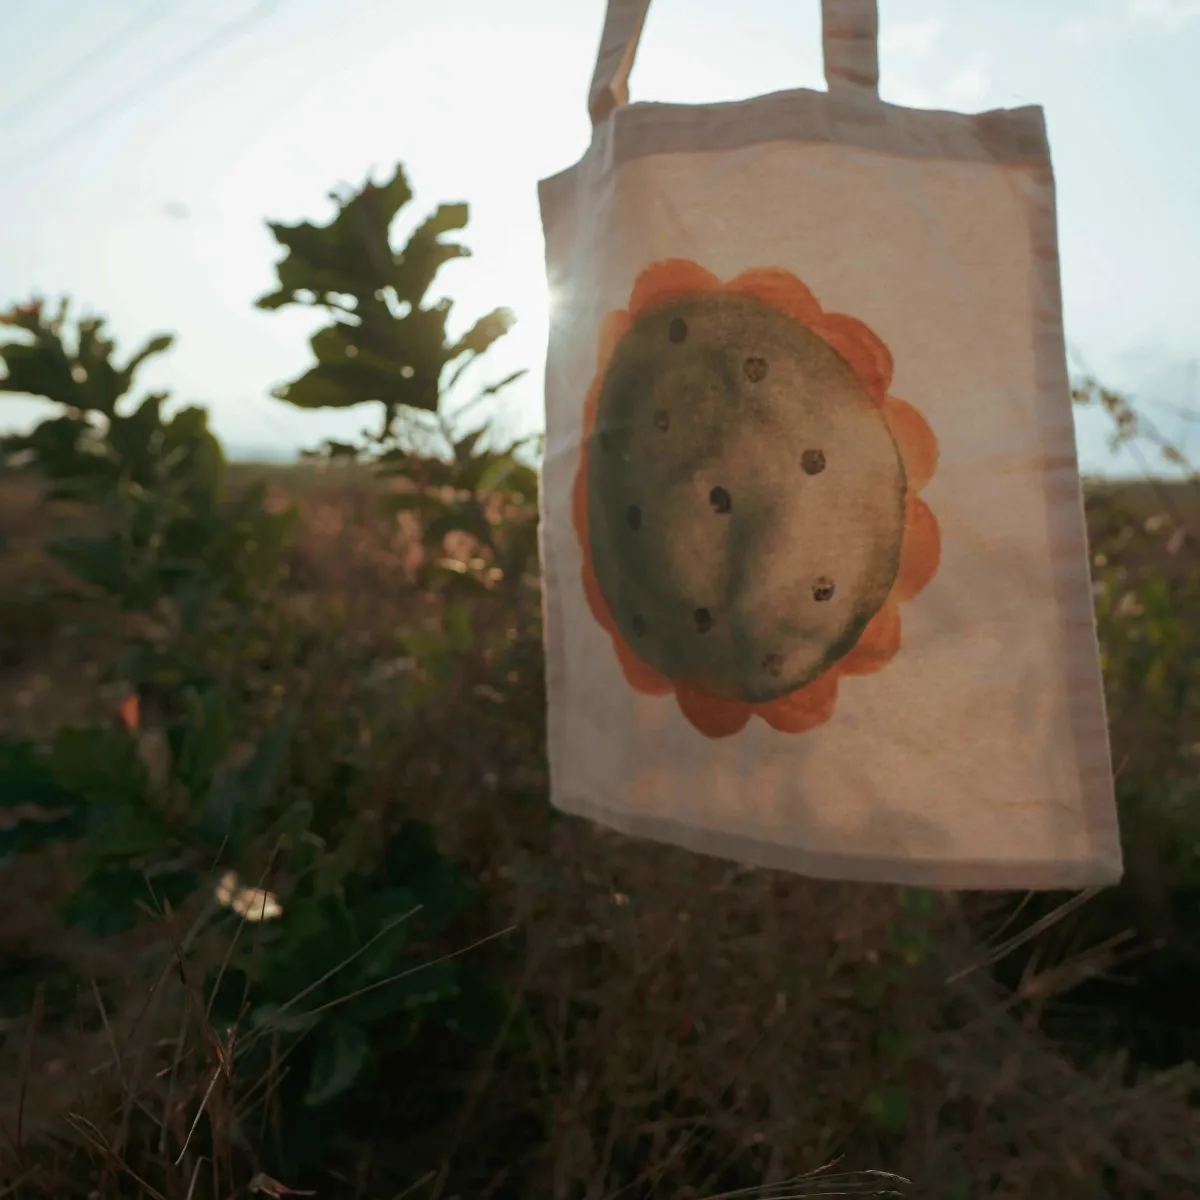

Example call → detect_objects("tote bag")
536 0 1122 889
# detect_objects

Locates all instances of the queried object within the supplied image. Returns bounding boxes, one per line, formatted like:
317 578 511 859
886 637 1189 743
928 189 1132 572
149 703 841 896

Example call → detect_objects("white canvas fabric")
536 0 1122 889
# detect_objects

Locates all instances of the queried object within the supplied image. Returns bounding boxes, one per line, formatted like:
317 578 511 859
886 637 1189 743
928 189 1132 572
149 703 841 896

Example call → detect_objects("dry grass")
1 465 1198 1199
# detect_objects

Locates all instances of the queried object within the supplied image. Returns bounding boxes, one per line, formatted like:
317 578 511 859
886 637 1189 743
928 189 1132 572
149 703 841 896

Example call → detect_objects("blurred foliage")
0 298 296 696
1 160 1198 1196
0 263 508 1175
973 377 1200 1076
260 162 541 627
1074 376 1200 935
258 162 522 445
1086 490 1200 963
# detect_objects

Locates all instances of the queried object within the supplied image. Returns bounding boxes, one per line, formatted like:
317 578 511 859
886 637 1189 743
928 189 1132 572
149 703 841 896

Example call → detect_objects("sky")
0 0 1197 476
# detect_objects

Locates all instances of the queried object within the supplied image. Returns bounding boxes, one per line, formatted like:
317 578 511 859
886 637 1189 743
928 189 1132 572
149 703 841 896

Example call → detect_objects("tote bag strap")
587 0 880 125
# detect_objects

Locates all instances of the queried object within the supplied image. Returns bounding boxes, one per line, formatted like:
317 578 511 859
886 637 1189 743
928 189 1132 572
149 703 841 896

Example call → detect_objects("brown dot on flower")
812 578 836 602
627 505 641 531
694 608 713 633
744 357 767 383
802 448 826 475
653 410 670 432
598 430 612 454
762 653 784 678
668 317 688 343
632 614 647 636
709 486 732 514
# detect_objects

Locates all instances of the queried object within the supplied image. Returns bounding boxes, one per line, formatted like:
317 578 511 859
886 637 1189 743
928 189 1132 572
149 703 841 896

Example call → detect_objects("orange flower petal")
725 267 821 326
892 493 941 603
883 395 939 491
628 259 720 316
614 637 675 697
815 313 894 405
118 693 140 734
579 389 602 453
758 672 839 734
838 603 901 677
596 310 632 376
676 686 752 738
579 553 612 632
571 454 590 544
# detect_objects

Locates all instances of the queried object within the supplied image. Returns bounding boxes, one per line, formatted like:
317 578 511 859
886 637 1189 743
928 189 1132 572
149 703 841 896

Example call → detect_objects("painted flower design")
573 259 941 739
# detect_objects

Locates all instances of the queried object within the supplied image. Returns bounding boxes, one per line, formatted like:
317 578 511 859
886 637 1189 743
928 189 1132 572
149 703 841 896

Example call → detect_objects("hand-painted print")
573 260 941 739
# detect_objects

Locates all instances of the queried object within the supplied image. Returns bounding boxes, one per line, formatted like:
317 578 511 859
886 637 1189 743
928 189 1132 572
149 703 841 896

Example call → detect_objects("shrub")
0 285 505 1179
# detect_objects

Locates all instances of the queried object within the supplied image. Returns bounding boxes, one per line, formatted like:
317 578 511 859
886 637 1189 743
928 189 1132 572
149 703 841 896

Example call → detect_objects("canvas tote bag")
536 0 1122 889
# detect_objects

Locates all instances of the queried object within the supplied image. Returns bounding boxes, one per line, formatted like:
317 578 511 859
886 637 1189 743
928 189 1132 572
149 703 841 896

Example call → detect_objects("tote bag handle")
588 0 880 125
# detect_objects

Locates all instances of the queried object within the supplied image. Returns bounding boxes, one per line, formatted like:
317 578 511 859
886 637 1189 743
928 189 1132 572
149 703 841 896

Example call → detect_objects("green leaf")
258 165 518 442
393 202 470 307
380 821 474 937
254 894 355 1004
878 1028 912 1064
864 1084 908 1136
0 740 88 857
474 367 529 404
197 716 293 852
72 318 123 415
345 958 460 1028
0 414 102 482
58 865 197 936
273 359 437 414
452 427 486 463
443 600 475 652
474 455 513 497
116 334 174 398
888 924 929 967
382 823 443 884
0 303 171 419
445 308 515 365
346 885 418 980
426 561 491 598
248 1000 320 1036
160 405 225 502
170 687 232 812
501 460 540 504
254 289 292 312
0 740 79 808
0 319 85 409
75 804 171 864
106 393 165 482
457 444 526 494
51 726 147 807
854 970 888 1011
45 535 130 599
439 962 506 1042
422 497 493 550
144 862 200 911
0 809 87 857
304 1019 370 1106
474 448 535 498
258 164 416 309
899 887 935 915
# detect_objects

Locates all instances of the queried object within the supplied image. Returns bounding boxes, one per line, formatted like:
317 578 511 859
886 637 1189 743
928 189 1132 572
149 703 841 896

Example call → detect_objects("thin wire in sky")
0 0 285 185
0 0 173 130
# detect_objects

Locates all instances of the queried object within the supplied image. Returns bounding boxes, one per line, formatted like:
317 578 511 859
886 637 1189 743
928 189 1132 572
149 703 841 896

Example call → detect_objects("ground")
0 465 1198 1199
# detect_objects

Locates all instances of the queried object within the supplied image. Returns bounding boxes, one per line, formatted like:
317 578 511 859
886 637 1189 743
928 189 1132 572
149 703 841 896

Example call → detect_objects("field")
2 461 1199 1200
3 164 1199 1198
